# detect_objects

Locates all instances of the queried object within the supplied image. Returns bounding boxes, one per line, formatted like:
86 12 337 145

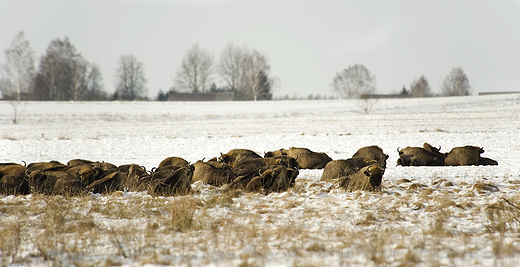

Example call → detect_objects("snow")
1 94 520 266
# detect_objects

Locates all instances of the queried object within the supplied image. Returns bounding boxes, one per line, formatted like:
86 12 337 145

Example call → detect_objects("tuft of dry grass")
486 197 520 234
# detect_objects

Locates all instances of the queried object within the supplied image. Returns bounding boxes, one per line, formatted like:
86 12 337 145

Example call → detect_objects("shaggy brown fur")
352 146 389 169
321 157 372 181
339 164 384 192
264 147 331 169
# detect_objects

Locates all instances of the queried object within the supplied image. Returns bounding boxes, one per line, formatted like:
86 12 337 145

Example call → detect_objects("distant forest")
1 32 471 102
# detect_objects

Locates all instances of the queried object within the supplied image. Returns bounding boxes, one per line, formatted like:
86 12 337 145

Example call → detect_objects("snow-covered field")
1 94 520 266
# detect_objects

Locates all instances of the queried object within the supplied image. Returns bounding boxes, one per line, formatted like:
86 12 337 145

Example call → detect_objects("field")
1 94 520 266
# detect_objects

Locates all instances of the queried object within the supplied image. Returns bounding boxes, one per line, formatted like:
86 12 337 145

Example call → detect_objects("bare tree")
331 64 376 99
174 43 215 93
409 75 432 97
115 54 147 100
33 37 78 100
84 63 106 100
218 43 245 91
241 49 274 101
1 31 35 101
441 67 471 96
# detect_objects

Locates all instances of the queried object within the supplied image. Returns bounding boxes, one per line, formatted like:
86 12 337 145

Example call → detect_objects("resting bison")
137 165 192 196
0 163 29 195
396 154 427 167
158 156 190 169
397 143 445 166
321 157 373 181
352 146 389 169
28 169 83 195
478 157 498 166
444 146 496 166
233 156 299 176
228 165 299 194
191 160 235 186
264 147 332 169
218 149 262 167
339 163 384 191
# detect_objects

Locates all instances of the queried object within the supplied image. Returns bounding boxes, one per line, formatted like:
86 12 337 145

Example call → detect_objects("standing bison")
264 147 332 169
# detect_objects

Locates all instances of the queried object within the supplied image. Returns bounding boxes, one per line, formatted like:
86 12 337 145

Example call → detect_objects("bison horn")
22 160 27 166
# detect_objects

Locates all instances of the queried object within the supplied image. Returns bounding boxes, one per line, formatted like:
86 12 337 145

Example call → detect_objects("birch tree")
441 67 471 96
174 43 214 93
331 64 376 99
1 31 35 100
115 54 147 100
409 75 432 97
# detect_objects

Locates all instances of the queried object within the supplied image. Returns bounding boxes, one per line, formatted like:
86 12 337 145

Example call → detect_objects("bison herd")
0 143 498 197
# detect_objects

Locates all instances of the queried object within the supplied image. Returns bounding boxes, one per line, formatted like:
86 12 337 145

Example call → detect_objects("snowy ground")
1 94 520 266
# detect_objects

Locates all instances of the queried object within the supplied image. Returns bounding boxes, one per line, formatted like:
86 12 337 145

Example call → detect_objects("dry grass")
1 177 520 266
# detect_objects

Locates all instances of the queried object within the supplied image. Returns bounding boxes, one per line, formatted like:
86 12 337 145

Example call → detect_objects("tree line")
331 64 471 98
1 32 471 102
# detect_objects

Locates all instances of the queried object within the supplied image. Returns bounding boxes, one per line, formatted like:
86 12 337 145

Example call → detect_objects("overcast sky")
1 0 519 99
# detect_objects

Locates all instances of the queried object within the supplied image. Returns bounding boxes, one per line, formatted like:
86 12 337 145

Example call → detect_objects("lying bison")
233 156 299 176
191 160 235 186
444 146 497 166
0 163 29 195
137 165 192 196
396 154 427 167
218 149 262 167
397 143 445 166
228 165 299 194
339 163 384 192
352 146 389 168
264 147 331 169
321 157 373 181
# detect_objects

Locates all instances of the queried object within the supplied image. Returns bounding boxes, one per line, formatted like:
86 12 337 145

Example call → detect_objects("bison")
228 165 299 194
158 156 191 169
0 163 29 195
218 149 262 167
29 169 83 195
191 160 235 186
137 165 192 196
232 156 299 176
264 147 332 169
339 163 384 192
352 146 389 169
321 157 373 181
444 146 489 166
396 154 427 167
397 143 445 166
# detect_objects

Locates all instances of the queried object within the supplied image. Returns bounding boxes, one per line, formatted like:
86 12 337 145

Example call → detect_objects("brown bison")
218 149 262 167
137 165 192 196
478 157 498 166
264 147 332 169
158 156 191 169
352 146 389 169
232 156 299 176
191 160 235 186
28 169 83 195
397 143 445 166
321 157 373 181
0 163 29 195
228 165 299 194
396 154 427 167
339 163 384 192
444 146 494 166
